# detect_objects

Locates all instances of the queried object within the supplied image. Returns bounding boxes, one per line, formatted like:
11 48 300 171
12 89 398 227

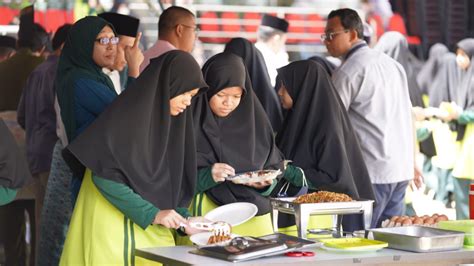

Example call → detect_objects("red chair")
34 10 45 27
367 14 384 39
198 11 224 43
388 13 421 45
44 9 69 32
243 12 261 42
306 14 324 43
285 13 306 44
0 6 17 25
221 12 241 43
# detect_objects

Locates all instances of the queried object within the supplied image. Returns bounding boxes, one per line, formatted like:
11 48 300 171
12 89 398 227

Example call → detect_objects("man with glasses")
140 6 198 72
324 8 420 228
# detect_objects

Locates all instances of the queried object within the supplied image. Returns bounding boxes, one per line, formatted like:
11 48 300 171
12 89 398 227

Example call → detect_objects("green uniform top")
92 175 190 230
458 111 474 125
0 186 17 206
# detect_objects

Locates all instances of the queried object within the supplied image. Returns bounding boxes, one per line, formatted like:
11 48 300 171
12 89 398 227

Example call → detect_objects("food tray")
270 197 374 239
369 225 464 252
438 220 474 247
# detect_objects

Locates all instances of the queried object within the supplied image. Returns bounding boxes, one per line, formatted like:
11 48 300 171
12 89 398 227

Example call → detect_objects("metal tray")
269 197 374 239
369 225 465 253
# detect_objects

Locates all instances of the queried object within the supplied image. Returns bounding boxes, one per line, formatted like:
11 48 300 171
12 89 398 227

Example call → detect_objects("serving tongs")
181 221 232 236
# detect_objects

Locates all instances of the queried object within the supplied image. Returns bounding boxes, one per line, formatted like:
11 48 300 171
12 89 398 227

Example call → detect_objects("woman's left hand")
243 180 273 189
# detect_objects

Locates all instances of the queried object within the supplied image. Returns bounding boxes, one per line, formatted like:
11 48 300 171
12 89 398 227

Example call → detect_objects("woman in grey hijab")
375 31 423 107
450 38 474 220
417 43 449 96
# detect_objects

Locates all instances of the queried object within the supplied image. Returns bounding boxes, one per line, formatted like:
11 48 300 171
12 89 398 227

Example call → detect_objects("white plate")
204 202 258 226
319 244 385 253
190 232 239 247
226 169 282 184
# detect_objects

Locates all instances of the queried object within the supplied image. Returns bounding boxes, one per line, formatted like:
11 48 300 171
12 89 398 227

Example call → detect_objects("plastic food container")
438 220 474 247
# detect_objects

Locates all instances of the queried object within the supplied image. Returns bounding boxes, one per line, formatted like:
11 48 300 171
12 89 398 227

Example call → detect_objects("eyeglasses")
321 30 349 42
95 36 120 45
178 24 200 34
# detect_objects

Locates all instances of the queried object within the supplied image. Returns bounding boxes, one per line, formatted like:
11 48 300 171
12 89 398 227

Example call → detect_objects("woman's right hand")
153 209 186 229
211 163 235 183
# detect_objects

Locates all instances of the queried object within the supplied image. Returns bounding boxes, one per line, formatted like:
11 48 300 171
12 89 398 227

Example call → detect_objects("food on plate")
293 191 353 204
206 222 232 245
207 234 232 245
240 169 280 179
381 213 449 228
227 169 281 184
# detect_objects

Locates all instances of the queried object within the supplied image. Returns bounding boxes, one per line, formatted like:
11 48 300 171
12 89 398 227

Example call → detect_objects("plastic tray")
318 237 388 251
438 220 474 247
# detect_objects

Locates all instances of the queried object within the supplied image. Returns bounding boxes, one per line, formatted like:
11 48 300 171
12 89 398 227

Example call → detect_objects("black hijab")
308 55 336 76
66 50 208 209
0 119 30 189
417 43 449 95
224 38 283 132
276 60 374 201
193 52 284 215
375 31 423 107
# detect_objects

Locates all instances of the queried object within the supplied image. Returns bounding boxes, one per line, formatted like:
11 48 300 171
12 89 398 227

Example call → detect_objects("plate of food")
225 169 282 184
190 232 239 247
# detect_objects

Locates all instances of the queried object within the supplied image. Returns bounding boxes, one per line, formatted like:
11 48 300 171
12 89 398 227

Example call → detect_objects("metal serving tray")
269 197 374 239
369 225 465 252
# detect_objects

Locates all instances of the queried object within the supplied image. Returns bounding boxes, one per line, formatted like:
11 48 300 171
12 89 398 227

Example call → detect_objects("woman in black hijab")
60 50 208 265
192 52 292 236
224 37 283 131
276 60 375 231
0 119 30 205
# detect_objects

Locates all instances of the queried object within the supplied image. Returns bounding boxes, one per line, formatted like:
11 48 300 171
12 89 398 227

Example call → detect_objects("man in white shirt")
255 14 289 87
99 12 143 94
324 8 420 227
140 6 198 73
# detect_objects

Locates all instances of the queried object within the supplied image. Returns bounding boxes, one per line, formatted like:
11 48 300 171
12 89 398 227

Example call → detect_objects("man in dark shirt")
0 23 48 111
16 24 71 263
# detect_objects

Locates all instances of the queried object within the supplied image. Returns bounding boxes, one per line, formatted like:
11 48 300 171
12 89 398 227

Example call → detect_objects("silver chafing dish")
269 197 374 239
369 225 465 252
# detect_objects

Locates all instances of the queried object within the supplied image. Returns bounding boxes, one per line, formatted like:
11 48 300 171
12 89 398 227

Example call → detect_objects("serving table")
136 245 474 266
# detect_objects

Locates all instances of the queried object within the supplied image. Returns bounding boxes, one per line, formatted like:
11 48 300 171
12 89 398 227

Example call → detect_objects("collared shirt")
17 55 59 174
255 41 289 87
102 68 122 95
332 43 414 184
140 40 176 73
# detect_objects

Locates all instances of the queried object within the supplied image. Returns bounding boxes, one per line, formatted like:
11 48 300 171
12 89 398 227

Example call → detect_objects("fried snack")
293 191 353 204
206 222 232 245
207 234 232 245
